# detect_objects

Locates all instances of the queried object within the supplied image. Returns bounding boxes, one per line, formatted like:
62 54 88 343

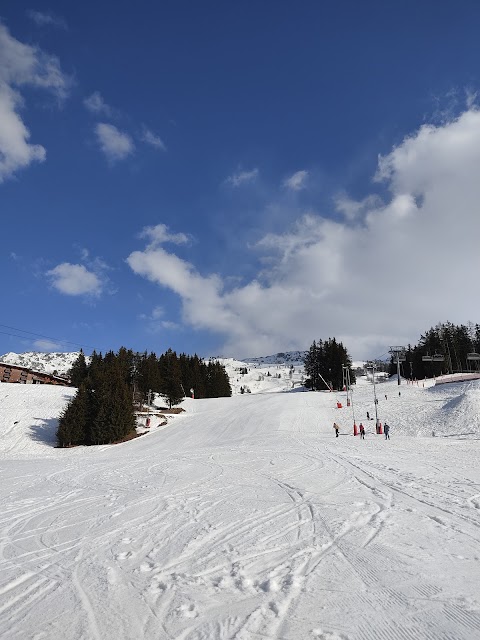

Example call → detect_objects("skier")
385 394 388 400
333 422 339 438
359 423 365 439
366 411 370 420
384 423 390 440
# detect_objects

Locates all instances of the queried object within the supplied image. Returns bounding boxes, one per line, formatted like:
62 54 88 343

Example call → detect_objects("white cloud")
0 22 70 183
83 91 112 116
127 109 480 359
141 128 166 151
139 306 182 332
283 170 308 191
140 223 190 247
95 123 134 163
161 320 180 330
46 263 102 296
334 193 382 221
33 339 62 351
0 86 46 180
26 10 67 30
225 168 259 187
466 88 477 110
151 306 164 319
0 24 69 99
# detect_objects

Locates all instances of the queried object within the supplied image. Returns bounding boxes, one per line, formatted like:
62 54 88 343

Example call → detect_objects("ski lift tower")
389 346 406 385
366 361 379 426
342 364 351 406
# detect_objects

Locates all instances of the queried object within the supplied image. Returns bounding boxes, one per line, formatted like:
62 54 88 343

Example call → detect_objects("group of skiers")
332 391 399 440
333 420 390 440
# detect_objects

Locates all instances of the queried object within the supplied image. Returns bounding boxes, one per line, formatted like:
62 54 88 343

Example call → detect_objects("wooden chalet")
0 362 71 386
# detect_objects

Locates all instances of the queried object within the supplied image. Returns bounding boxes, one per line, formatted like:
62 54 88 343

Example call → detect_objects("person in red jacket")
359 423 365 439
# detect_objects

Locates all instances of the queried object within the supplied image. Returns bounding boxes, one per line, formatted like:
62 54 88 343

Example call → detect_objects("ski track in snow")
1 377 480 639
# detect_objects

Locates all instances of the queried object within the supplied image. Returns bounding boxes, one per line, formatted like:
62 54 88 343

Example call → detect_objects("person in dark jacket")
384 423 390 439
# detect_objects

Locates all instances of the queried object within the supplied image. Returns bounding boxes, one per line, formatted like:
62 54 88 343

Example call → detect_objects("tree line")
303 338 355 390
389 321 480 379
57 347 231 447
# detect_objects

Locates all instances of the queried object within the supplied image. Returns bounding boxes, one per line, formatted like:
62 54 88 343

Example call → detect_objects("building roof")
0 361 70 382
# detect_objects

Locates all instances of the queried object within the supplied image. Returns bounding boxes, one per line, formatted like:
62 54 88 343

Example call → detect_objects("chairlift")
422 353 444 362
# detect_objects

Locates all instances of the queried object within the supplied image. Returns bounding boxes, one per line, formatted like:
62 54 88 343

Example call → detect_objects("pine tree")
159 349 184 408
56 383 92 447
69 350 88 387
88 350 104 388
179 353 206 399
304 340 321 389
137 351 162 401
91 360 136 444
304 338 354 390
206 360 232 397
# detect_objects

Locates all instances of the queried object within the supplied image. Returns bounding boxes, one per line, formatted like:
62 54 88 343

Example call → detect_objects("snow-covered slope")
1 378 480 639
0 384 76 456
215 357 305 394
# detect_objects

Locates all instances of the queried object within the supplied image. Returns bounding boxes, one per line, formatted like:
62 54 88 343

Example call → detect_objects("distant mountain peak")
241 350 307 366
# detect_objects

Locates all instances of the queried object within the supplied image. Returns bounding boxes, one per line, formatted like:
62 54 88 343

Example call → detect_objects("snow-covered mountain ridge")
0 351 83 375
0 350 310 376
237 350 307 366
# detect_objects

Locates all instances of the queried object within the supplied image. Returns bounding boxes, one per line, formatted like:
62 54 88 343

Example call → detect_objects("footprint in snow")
148 579 167 595
175 602 198 618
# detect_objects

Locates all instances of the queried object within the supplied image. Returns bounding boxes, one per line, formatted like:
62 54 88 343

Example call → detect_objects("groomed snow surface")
1 370 480 639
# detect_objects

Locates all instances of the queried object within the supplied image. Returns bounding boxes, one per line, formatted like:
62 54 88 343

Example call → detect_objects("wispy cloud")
33 339 63 351
139 223 190 247
0 21 71 183
141 127 166 151
83 91 112 116
283 170 308 191
225 168 259 187
334 193 382 221
26 10 67 30
95 123 134 163
127 108 480 359
138 305 181 332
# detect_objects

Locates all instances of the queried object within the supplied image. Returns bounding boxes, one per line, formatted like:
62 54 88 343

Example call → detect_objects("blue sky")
1 1 480 361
